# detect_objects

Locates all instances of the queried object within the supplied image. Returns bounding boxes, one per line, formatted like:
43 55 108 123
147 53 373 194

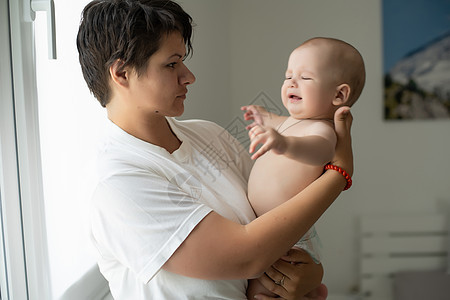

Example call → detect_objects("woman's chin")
167 105 184 117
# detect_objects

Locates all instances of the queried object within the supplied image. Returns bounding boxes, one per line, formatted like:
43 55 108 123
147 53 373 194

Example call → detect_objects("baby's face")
281 44 338 119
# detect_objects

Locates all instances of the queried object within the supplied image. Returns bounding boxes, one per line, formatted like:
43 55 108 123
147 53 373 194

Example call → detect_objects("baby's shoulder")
301 119 336 137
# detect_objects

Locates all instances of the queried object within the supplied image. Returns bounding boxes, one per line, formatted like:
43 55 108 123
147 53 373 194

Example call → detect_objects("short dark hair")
76 0 193 107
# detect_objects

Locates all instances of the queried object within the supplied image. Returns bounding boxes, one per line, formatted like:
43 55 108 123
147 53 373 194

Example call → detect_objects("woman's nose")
180 63 196 85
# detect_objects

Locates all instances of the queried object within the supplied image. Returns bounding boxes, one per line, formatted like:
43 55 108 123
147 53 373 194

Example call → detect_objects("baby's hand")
248 125 287 160
241 105 270 130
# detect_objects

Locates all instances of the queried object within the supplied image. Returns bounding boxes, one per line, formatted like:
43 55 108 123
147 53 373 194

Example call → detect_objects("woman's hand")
255 248 327 300
331 106 353 176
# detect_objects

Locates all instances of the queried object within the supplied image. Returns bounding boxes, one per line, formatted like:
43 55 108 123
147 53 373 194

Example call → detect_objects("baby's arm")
241 105 286 130
248 122 336 163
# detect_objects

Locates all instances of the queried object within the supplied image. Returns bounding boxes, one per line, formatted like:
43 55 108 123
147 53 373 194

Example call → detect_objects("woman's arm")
163 107 353 280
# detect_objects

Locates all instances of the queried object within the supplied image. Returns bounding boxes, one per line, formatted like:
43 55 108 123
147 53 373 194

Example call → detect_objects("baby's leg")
247 278 277 299
305 283 328 300
247 279 328 299
294 226 322 264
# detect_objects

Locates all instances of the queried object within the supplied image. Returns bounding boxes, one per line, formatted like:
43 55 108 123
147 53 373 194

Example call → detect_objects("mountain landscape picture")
383 0 450 120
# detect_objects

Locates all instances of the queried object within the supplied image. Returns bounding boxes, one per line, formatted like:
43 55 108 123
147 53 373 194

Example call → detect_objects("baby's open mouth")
289 95 302 100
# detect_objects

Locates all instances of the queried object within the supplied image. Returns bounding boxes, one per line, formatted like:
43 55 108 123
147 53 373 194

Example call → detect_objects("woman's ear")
109 59 129 87
333 83 351 106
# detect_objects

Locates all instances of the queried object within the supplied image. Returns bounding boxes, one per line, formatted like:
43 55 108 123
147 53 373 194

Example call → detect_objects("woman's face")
127 31 196 118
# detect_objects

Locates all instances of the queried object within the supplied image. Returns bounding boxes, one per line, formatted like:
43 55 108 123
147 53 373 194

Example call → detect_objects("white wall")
179 0 231 125
179 0 450 294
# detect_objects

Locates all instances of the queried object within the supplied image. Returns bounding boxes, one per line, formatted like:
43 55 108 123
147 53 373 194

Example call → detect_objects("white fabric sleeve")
213 122 254 182
90 170 213 284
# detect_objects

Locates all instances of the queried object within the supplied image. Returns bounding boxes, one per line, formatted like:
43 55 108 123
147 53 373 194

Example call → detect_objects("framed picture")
383 0 450 120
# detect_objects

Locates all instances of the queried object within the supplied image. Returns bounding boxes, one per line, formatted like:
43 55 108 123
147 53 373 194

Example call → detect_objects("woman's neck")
108 111 181 153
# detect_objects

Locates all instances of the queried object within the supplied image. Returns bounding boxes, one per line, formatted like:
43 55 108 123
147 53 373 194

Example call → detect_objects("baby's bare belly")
248 151 323 217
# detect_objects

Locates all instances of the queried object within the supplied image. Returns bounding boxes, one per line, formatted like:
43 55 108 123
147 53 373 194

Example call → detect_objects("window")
0 0 110 298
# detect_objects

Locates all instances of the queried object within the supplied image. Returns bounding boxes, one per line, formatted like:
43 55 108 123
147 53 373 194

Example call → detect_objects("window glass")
35 1 107 297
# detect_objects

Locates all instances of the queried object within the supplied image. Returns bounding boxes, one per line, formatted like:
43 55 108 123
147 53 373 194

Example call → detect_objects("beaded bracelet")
324 164 352 191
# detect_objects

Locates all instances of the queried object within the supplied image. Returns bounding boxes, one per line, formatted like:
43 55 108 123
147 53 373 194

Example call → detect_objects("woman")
77 0 353 299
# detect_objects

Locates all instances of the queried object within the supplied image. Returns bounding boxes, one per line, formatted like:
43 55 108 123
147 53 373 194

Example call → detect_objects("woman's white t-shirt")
90 117 256 299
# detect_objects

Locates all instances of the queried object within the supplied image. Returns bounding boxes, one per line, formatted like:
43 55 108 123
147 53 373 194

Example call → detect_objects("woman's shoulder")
173 118 223 128
171 118 246 155
172 118 228 136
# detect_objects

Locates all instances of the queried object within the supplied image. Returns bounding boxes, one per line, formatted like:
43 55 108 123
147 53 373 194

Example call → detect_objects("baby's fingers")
243 111 254 121
250 142 270 160
248 125 265 138
245 122 257 131
248 137 260 155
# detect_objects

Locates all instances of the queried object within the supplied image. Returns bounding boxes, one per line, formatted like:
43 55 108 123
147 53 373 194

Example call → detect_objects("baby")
242 37 365 298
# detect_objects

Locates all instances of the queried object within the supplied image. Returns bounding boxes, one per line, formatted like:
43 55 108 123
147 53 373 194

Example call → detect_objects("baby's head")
282 37 365 119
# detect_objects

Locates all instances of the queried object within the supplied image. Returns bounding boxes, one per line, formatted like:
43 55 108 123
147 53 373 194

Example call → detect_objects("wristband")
324 164 352 191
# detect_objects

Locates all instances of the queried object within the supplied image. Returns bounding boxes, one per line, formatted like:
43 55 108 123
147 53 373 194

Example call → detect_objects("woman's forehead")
153 31 187 58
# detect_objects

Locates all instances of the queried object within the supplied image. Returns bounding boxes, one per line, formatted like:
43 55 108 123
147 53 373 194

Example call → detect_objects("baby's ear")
333 84 350 106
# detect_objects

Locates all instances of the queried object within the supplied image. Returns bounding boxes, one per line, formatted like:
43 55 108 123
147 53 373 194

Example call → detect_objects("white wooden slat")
361 215 447 234
360 276 393 299
362 235 448 254
362 253 447 275
359 214 449 300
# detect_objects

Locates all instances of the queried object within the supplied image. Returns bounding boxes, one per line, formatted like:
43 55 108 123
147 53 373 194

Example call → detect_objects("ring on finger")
274 275 285 286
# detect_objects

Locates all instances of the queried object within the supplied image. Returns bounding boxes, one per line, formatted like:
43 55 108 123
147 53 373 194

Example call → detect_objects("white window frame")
1 0 112 299
1 0 52 299
0 0 28 298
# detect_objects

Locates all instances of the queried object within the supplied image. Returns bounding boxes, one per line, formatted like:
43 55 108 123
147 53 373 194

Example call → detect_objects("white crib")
359 214 449 300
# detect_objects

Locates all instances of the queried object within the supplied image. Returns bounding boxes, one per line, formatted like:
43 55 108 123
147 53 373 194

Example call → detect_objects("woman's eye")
167 62 177 68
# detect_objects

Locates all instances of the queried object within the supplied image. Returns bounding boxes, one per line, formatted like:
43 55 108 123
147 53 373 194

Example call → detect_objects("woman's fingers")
257 271 289 299
334 106 353 143
281 247 314 263
332 106 353 176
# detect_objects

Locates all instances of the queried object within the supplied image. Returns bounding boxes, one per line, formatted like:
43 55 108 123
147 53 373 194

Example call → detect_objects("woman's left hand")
256 248 327 300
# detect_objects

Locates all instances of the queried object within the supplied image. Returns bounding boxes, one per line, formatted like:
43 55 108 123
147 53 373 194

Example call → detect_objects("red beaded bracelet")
324 164 352 191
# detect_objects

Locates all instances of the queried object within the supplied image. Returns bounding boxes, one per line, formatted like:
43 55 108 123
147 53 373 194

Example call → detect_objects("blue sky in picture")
383 0 450 73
